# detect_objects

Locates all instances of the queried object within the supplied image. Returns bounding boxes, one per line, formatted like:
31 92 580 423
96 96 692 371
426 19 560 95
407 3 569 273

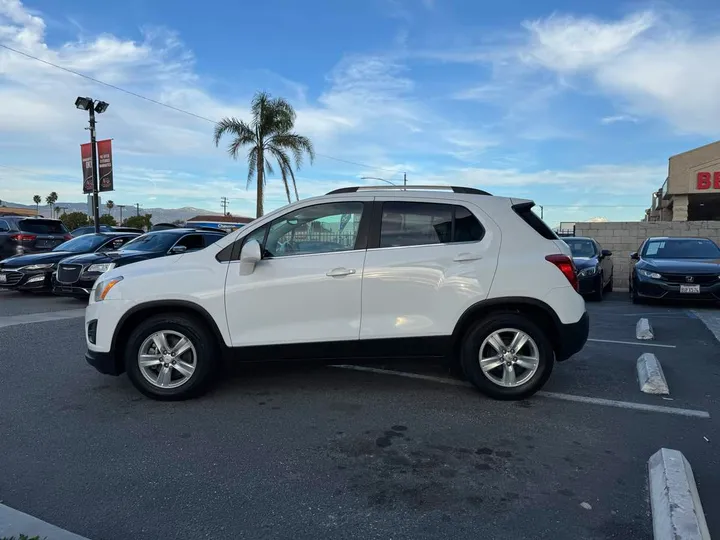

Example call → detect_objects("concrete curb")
648 448 710 540
637 317 654 340
637 353 669 395
0 503 90 540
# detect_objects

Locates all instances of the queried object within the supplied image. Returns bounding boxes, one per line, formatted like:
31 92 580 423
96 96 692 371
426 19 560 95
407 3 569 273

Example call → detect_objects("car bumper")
555 311 589 361
85 348 123 376
53 274 102 297
0 270 52 291
636 278 720 301
577 274 601 295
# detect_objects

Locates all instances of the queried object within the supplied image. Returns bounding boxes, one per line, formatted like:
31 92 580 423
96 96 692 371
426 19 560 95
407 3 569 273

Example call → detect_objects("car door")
595 240 611 286
360 199 500 341
224 199 371 347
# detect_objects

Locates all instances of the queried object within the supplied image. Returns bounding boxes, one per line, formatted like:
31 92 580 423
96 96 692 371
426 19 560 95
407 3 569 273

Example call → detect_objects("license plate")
0 274 6 283
680 284 700 294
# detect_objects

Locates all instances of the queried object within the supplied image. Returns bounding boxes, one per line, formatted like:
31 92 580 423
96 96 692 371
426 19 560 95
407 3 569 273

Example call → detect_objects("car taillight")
9 233 37 242
545 254 578 291
63 234 72 240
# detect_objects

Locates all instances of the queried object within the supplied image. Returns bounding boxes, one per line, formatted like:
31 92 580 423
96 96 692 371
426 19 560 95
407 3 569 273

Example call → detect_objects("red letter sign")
697 172 711 189
714 172 720 189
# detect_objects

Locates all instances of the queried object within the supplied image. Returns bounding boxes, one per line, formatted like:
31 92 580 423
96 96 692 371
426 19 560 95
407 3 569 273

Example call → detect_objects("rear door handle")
326 268 356 277
453 253 482 262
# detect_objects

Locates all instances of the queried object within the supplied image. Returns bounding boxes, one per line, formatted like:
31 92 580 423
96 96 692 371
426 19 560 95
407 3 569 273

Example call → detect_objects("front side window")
379 202 484 248
175 234 205 251
265 202 364 258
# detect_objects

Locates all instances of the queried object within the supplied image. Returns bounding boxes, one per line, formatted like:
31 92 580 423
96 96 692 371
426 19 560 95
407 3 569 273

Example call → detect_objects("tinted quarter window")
454 206 484 242
379 202 484 248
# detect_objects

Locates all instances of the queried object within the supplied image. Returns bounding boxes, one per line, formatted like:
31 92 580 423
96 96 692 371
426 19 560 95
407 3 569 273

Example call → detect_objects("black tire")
460 313 554 400
590 274 604 301
631 278 642 304
125 314 219 401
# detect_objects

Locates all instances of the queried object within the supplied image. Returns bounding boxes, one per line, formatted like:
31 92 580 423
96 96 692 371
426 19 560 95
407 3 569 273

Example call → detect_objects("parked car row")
0 225 227 297
562 234 720 304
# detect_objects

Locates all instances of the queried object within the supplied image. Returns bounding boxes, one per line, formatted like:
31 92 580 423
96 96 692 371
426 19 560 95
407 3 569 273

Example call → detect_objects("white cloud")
520 9 720 135
600 114 638 125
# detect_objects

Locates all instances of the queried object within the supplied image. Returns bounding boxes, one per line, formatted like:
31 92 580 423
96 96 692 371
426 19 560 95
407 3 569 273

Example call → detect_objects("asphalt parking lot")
1 290 719 540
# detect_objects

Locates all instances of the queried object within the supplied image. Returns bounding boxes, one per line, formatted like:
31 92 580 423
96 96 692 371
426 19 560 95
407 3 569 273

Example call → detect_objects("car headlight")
19 263 54 271
94 276 123 302
86 262 115 274
578 266 598 277
639 269 662 279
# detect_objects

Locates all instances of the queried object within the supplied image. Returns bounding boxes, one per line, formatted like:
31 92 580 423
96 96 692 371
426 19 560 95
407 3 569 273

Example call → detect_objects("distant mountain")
0 201 225 224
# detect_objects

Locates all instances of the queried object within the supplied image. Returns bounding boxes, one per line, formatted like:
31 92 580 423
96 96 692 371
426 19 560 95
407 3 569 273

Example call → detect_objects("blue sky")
2 0 720 225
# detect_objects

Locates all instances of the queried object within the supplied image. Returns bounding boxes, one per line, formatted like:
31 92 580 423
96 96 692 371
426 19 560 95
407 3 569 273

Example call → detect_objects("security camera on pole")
76 96 112 233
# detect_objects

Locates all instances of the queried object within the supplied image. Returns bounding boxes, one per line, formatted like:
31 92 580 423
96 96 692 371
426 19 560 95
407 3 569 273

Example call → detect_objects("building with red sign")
648 140 720 221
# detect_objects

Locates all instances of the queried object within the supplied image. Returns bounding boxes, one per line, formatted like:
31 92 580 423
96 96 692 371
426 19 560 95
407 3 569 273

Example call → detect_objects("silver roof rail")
326 185 492 196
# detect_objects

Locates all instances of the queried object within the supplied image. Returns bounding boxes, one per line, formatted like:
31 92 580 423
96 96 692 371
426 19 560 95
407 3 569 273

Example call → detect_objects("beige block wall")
573 221 720 290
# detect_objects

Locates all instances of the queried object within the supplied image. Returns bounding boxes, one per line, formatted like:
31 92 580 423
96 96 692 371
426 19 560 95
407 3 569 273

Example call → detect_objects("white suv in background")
85 185 588 401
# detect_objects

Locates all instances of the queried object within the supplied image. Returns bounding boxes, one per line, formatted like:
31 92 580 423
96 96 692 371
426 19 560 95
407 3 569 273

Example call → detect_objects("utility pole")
118 205 125 224
539 205 544 220
221 196 229 215
403 172 407 187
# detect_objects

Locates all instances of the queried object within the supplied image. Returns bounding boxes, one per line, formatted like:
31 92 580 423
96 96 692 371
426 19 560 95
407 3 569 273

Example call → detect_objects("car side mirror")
601 249 612 257
170 245 188 254
630 252 639 260
239 239 262 275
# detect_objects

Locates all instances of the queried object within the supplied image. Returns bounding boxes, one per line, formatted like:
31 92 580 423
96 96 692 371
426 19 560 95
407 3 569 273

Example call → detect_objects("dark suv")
0 217 71 261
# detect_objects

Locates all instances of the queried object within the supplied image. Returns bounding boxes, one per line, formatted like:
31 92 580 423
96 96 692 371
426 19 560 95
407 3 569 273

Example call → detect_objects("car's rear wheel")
460 314 554 400
125 314 219 401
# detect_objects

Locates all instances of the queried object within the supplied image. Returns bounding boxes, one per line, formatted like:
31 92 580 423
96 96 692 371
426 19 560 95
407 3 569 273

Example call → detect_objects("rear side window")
379 202 484 248
19 219 68 234
0 219 10 231
204 234 225 246
512 202 556 240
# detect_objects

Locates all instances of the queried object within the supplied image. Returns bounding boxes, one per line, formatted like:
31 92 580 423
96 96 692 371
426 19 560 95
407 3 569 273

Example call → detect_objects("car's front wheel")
125 314 219 400
460 313 554 400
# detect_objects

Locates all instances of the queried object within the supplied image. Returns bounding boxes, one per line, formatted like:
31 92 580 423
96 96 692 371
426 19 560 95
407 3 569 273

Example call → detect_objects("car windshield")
566 239 596 258
52 234 107 253
121 232 179 252
643 238 720 259
19 219 67 234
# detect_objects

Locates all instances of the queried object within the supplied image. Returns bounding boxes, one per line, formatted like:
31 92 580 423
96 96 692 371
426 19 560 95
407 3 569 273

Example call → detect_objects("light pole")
118 205 125 225
361 176 397 186
75 96 109 233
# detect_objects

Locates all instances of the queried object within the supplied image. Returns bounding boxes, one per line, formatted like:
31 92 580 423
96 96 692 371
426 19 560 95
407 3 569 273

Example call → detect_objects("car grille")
56 264 83 284
0 271 22 285
661 274 718 285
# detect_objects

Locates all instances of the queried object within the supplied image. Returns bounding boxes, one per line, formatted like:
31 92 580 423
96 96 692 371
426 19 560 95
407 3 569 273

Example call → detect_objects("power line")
0 43 402 175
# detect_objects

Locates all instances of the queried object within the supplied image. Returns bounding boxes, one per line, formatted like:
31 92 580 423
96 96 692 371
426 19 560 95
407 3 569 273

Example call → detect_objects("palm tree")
213 91 314 217
33 195 41 215
46 192 58 217
106 200 115 218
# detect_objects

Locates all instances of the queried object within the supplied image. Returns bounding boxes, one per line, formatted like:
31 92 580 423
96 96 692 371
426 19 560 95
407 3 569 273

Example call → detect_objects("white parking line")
692 310 720 345
331 365 710 418
587 338 676 349
0 309 85 328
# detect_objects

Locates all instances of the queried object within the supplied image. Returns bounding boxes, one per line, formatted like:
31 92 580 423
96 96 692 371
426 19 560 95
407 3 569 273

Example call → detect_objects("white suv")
85 186 588 401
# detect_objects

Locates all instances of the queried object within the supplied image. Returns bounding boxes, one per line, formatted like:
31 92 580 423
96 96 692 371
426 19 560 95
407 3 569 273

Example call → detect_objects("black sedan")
630 237 720 303
53 228 226 297
0 232 138 292
563 236 614 301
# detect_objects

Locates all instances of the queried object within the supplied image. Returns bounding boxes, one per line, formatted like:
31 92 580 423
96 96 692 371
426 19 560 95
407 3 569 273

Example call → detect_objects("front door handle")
453 253 482 262
326 268 356 277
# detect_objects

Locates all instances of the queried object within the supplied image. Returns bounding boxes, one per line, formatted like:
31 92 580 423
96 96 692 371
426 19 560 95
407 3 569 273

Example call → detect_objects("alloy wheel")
478 328 540 388
138 330 197 389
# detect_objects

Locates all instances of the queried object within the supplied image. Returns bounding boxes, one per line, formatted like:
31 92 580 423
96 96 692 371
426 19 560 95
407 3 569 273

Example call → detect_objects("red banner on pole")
81 143 93 194
97 139 114 192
